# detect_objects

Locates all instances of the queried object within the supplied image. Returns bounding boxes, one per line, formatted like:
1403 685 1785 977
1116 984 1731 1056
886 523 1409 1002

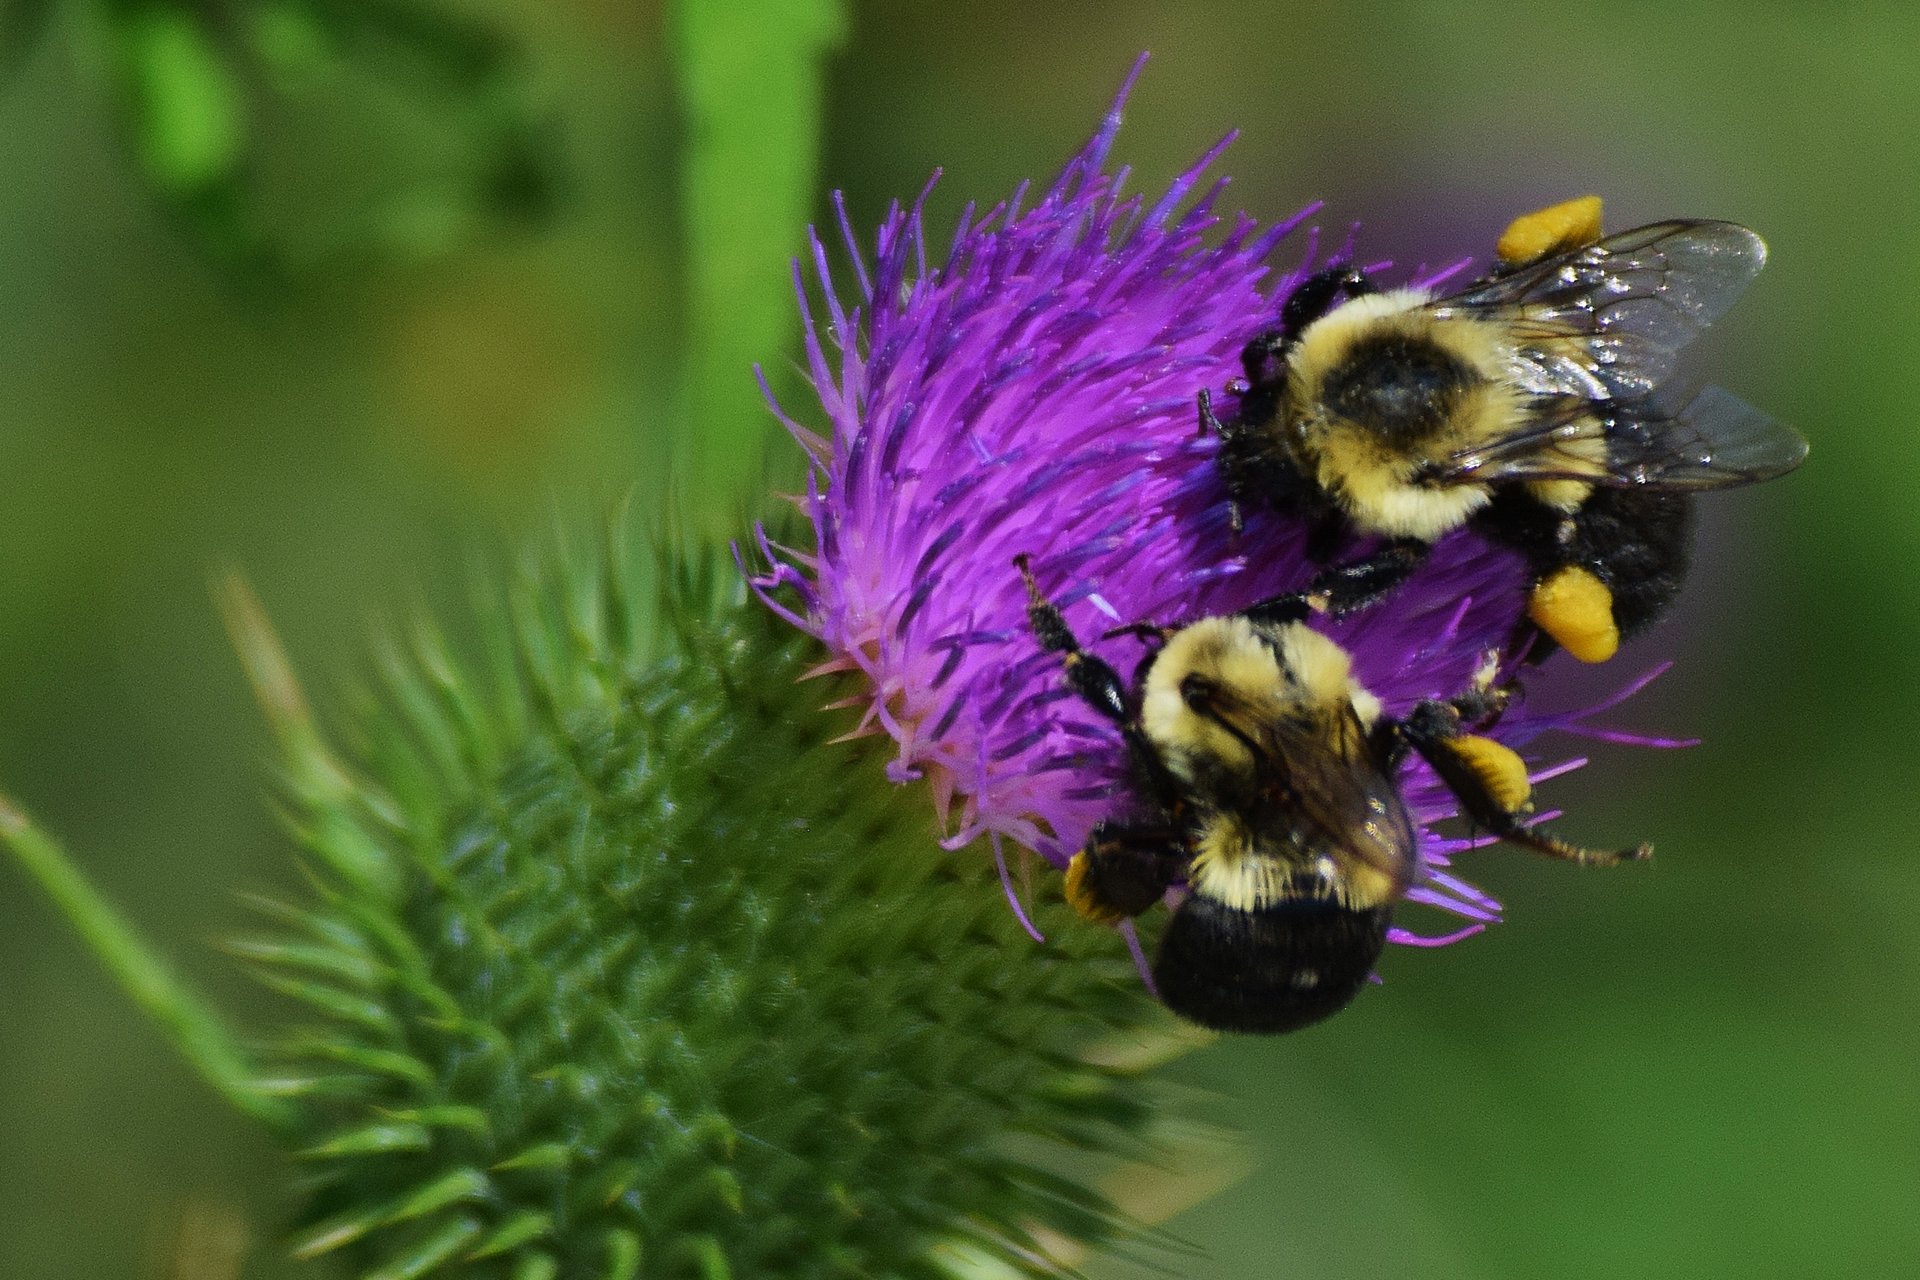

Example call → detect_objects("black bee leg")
1100 621 1174 646
1196 388 1250 533
1524 487 1694 664
1279 264 1375 340
1015 555 1131 728
1390 702 1651 868
1064 822 1188 925
1239 327 1288 388
1446 652 1516 729
1195 387 1225 439
1305 539 1432 615
1237 590 1315 628
1017 556 1187 808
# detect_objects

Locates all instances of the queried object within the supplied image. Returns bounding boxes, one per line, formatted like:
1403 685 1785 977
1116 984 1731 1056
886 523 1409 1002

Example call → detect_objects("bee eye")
1180 674 1216 711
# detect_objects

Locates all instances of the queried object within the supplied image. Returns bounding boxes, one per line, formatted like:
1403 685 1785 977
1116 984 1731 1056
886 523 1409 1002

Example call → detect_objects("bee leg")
1016 556 1188 807
1196 388 1248 532
1446 652 1517 729
1239 326 1288 388
1391 702 1651 868
1278 264 1376 339
1015 555 1132 727
1540 487 1694 659
1065 822 1188 924
1306 539 1432 615
1237 591 1315 628
1100 621 1175 646
1195 386 1225 439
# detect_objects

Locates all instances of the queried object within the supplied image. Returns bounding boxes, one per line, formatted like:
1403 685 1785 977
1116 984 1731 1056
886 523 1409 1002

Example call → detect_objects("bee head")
1137 618 1378 801
1154 891 1392 1034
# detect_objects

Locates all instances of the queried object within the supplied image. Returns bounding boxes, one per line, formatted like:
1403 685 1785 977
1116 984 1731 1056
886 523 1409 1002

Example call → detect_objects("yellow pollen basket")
1496 195 1605 266
1529 564 1620 664
1446 734 1534 814
1064 850 1125 924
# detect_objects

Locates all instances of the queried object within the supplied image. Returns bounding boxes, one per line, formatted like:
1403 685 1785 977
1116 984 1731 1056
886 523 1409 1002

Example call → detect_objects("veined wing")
1253 706 1417 889
1438 220 1768 400
1420 387 1806 490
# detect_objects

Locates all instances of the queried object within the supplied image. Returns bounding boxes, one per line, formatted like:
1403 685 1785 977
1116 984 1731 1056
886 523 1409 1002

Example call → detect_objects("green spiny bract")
236 542 1169 1279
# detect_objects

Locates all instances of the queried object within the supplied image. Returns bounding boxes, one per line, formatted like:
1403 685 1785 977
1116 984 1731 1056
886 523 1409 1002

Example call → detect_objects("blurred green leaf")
0 798 293 1133
309 0 505 90
0 0 55 78
90 0 560 272
243 0 337 88
117 3 247 197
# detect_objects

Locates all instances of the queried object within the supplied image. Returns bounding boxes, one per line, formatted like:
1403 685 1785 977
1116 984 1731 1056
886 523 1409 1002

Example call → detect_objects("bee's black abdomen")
1479 486 1695 655
1153 895 1391 1035
1569 487 1693 637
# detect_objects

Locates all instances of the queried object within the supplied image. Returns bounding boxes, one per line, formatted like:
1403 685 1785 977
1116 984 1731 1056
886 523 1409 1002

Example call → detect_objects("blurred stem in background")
668 0 847 527
0 794 294 1134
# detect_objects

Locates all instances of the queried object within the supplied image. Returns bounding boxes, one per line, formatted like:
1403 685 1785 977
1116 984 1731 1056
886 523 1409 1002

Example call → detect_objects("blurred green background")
0 1 1909 1276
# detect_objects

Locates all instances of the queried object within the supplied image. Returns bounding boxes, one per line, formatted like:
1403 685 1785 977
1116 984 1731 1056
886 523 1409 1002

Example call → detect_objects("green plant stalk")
668 0 847 519
0 798 294 1133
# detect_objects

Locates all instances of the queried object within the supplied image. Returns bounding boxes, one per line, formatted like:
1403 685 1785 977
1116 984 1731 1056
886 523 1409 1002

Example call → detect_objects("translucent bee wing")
1260 708 1419 891
1422 395 1611 484
1439 221 1769 399
1600 386 1809 489
1428 387 1807 491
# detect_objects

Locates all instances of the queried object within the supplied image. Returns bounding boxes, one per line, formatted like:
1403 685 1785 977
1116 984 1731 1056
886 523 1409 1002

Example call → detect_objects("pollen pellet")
1496 195 1605 265
1064 851 1124 924
1529 565 1621 664
1446 735 1533 813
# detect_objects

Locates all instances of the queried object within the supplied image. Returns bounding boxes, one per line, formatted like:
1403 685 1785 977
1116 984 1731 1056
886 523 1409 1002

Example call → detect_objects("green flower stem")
0 797 295 1133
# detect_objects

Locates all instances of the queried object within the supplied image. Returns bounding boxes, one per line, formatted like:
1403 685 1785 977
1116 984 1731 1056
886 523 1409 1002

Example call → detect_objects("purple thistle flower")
750 59 1664 949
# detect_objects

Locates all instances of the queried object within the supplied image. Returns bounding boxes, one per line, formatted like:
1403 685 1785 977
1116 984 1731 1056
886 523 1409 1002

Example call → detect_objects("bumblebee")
1208 197 1809 663
1016 556 1648 1035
